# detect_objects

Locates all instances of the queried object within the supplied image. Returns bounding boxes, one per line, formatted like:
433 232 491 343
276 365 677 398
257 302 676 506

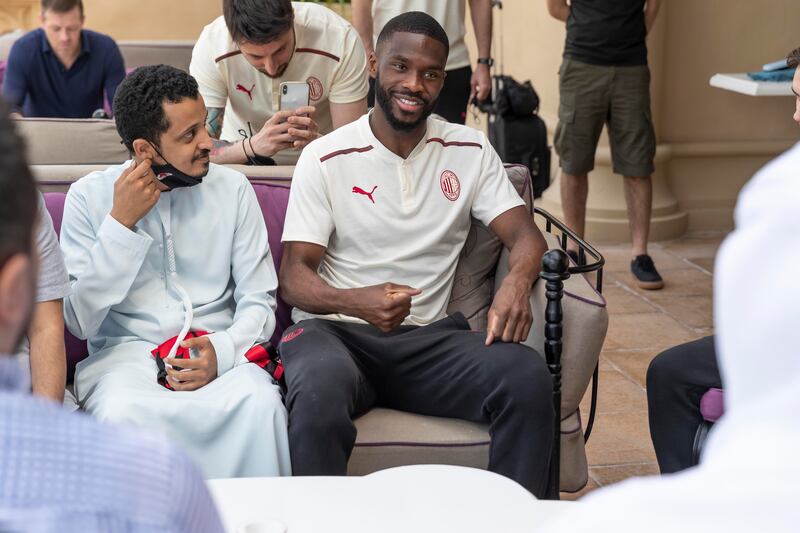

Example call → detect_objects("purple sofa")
43 166 609 496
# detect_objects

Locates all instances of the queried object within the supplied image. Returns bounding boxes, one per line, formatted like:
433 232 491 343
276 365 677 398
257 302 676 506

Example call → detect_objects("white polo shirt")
282 113 524 326
190 2 368 162
371 0 470 72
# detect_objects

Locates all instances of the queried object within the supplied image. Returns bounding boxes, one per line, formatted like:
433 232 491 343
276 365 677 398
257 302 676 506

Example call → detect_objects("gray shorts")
554 58 656 177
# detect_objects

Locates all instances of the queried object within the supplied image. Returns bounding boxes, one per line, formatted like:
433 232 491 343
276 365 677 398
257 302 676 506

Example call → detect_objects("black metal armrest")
535 207 605 500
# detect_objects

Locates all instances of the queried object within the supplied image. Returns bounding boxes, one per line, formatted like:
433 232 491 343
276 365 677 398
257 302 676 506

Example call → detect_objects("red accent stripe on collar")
296 48 340 62
426 137 483 149
215 50 242 63
320 145 374 162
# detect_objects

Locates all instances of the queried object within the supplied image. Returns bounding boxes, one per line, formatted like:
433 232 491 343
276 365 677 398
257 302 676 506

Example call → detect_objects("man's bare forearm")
280 260 364 317
351 0 375 57
210 138 249 164
28 300 66 403
645 0 661 34
504 229 547 289
468 0 493 58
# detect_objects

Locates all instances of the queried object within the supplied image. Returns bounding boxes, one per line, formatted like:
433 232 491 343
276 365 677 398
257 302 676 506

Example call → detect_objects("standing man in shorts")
548 0 663 289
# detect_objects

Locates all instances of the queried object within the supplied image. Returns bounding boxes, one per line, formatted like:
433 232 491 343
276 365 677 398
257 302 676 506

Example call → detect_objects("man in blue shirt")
2 0 125 118
0 103 223 532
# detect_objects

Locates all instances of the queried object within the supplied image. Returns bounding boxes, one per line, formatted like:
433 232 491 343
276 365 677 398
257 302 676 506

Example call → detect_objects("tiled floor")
561 232 726 500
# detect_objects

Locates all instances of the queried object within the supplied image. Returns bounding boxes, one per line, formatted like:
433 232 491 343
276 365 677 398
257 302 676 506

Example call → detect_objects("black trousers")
368 66 473 124
646 335 721 474
278 313 555 496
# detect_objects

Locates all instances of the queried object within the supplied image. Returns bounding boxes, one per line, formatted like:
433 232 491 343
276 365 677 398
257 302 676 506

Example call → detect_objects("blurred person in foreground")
0 101 223 532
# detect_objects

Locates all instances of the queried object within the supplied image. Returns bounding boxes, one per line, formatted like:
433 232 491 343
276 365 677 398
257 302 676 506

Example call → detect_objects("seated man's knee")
87 383 141 423
491 344 553 408
647 345 687 392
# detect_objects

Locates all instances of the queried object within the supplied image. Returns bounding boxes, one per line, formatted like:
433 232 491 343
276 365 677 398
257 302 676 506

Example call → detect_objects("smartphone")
279 81 310 112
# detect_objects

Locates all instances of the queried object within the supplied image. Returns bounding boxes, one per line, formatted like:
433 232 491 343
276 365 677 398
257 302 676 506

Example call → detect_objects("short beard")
374 71 436 132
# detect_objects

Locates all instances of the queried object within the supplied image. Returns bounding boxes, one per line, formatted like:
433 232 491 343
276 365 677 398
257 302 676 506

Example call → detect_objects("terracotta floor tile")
597 246 689 274
603 350 659 389
654 294 714 330
626 268 713 298
590 462 660 486
688 257 715 273
659 234 726 259
602 282 658 315
603 312 696 352
587 369 645 415
584 411 657 466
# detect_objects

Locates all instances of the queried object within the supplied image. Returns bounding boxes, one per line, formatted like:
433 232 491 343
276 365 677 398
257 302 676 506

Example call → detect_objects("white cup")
236 517 288 533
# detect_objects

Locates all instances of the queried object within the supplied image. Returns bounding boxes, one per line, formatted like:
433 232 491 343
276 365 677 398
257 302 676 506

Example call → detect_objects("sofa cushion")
0 29 23 61
349 407 589 492
446 164 534 331
349 408 490 475
14 118 128 165
118 40 194 72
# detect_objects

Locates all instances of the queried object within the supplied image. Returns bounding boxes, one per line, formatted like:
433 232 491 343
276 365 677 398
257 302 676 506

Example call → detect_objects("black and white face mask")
149 143 205 190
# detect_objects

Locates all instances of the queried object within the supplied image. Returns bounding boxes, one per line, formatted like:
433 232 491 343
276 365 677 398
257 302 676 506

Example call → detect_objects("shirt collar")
359 110 434 163
40 28 90 56
0 357 29 393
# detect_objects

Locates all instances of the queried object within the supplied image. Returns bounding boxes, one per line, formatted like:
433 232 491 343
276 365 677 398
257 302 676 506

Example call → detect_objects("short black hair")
113 65 200 152
0 100 37 268
376 11 449 57
223 0 294 45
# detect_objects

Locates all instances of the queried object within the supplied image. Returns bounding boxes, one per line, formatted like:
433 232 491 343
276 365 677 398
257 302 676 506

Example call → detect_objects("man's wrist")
503 269 536 293
476 57 494 67
109 209 136 230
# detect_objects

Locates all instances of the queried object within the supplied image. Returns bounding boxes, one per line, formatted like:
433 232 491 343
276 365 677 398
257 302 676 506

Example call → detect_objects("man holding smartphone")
191 0 369 165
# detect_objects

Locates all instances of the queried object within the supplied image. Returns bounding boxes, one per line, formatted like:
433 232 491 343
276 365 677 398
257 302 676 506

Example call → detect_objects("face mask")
149 143 204 191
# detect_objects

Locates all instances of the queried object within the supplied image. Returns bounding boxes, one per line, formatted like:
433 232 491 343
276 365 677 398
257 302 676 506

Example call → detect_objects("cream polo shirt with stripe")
282 113 524 326
190 2 368 163
371 0 470 72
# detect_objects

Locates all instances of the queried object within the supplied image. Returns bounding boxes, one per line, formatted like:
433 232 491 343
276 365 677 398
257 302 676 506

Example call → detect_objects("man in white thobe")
60 64 291 479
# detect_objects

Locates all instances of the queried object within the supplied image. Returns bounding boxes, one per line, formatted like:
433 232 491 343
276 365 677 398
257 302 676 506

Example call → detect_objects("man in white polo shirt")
190 0 369 165
279 12 554 497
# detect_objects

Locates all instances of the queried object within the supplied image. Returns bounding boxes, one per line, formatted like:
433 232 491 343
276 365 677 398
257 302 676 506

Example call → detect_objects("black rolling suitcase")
478 75 552 198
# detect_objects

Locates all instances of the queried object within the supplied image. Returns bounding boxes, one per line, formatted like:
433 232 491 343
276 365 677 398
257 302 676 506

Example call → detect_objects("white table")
208 465 576 533
709 73 793 96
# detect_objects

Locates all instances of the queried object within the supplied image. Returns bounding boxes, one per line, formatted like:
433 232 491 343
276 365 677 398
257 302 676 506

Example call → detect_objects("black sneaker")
631 254 664 290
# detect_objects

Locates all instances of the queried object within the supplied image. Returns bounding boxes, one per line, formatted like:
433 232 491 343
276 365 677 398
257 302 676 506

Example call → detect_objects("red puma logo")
352 185 377 204
236 83 255 100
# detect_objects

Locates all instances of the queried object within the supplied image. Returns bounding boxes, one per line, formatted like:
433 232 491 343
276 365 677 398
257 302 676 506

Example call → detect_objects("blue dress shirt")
0 357 224 532
1 28 125 118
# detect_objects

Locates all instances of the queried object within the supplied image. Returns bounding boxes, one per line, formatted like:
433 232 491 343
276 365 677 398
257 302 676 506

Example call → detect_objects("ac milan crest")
307 76 323 102
440 170 461 201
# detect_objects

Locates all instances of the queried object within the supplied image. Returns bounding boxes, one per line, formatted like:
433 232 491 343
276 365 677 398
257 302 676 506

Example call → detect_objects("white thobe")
540 143 800 531
61 161 291 479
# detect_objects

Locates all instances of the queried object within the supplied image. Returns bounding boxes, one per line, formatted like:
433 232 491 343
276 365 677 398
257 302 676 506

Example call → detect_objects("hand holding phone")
286 105 320 149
